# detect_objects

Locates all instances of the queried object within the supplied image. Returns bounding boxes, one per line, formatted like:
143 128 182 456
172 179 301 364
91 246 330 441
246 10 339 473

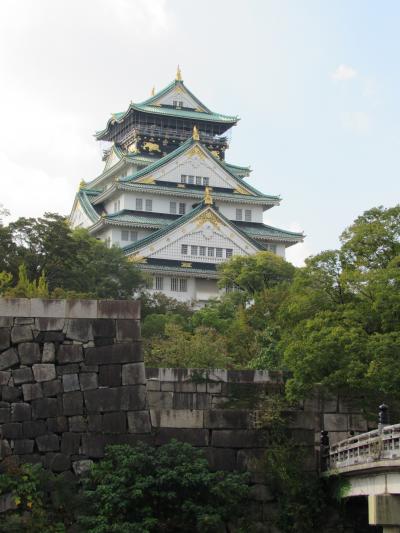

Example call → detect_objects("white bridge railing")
327 423 400 470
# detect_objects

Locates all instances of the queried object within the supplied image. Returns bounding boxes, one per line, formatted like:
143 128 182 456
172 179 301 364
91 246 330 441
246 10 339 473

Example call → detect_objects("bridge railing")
326 423 400 471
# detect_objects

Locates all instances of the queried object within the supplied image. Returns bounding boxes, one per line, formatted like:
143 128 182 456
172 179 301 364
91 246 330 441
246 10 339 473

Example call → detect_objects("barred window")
208 247 214 257
245 209 252 222
226 248 233 258
179 203 186 215
181 244 188 255
121 230 129 241
196 176 202 185
179 278 187 292
203 177 210 186
170 278 187 292
181 175 186 183
191 246 198 256
145 199 152 212
236 209 243 221
199 246 206 256
154 276 163 290
188 175 195 185
170 201 177 214
216 248 223 258
136 198 143 211
130 231 138 242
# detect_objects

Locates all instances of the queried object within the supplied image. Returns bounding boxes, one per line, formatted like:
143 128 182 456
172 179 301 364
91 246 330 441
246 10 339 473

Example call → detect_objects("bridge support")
369 494 400 531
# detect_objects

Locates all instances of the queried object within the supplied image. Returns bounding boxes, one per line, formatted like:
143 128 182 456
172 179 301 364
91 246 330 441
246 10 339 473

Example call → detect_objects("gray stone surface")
0 371 11 385
85 343 142 365
116 319 140 342
22 420 47 438
205 410 250 429
68 415 87 432
61 432 81 455
32 398 59 419
35 317 65 331
92 319 116 339
150 409 204 429
14 439 34 454
19 343 41 365
11 325 33 343
62 373 80 392
11 402 31 422
79 372 97 390
42 343 55 363
12 367 33 385
103 412 126 434
72 459 93 475
98 365 121 387
127 411 151 434
42 379 62 397
2 422 23 439
22 383 43 401
36 433 60 452
65 319 94 342
57 344 83 364
63 391 83 415
0 328 10 351
122 363 146 385
33 364 56 382
0 348 19 370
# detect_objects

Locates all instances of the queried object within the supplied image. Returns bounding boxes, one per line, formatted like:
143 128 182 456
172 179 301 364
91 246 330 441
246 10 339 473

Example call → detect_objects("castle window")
179 101 183 108
208 247 214 257
179 203 186 215
216 248 223 258
181 175 186 184
121 230 129 241
203 177 210 186
179 278 187 291
196 176 202 185
113 200 120 213
245 209 252 222
236 209 243 221
188 175 195 185
191 246 198 256
267 244 277 253
170 201 177 214
130 231 138 241
181 244 188 255
145 199 153 212
199 246 206 256
226 248 233 258
154 276 163 290
136 198 143 211
173 100 177 107
170 277 187 292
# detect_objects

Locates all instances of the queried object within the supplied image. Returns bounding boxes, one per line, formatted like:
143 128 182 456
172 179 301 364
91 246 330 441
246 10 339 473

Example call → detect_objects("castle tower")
70 69 303 304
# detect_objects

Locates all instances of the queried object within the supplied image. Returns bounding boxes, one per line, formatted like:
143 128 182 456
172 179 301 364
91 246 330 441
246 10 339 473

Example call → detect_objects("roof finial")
192 125 200 141
151 86 155 96
204 186 213 205
176 65 182 81
79 180 86 190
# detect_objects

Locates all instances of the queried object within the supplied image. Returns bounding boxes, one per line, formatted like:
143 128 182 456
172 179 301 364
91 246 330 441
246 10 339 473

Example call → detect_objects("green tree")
79 441 249 533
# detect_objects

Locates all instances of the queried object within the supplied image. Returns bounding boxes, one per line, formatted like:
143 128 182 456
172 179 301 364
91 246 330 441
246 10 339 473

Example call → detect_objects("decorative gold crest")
187 145 206 160
234 185 251 196
143 142 161 153
181 262 192 268
176 65 182 81
211 150 220 159
192 125 200 141
136 176 156 184
204 186 213 205
195 210 221 229
128 254 147 264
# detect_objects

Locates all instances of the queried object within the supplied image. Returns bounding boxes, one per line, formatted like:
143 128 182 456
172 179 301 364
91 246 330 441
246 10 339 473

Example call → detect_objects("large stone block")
0 348 19 370
68 415 87 432
97 300 140 320
72 459 93 475
87 414 102 432
236 449 265 472
103 412 127 434
0 298 30 317
22 420 47 438
62 373 80 392
56 363 80 375
0 328 10 351
22 383 43 401
0 371 11 385
122 363 145 385
47 416 68 433
92 319 116 339
49 453 71 472
203 448 237 471
13 439 34 455
42 343 55 363
323 413 348 432
286 411 316 430
11 402 31 422
121 385 147 411
2 422 23 439
2 385 22 402
205 410 250 429
42 379 62 397
116 319 140 342
57 344 83 364
35 317 65 331
61 432 81 455
11 326 33 344
36 434 60 452
65 319 94 342
32 398 59 419
154 428 209 446
98 365 121 387
32 364 56 382
63 391 83 416
0 317 13 327
12 367 33 385
212 430 269 448
79 372 98 391
84 388 122 413
30 298 66 318
127 411 151 434
0 408 10 423
81 434 105 458
85 343 142 365
150 409 204 429
18 343 41 365
15 317 34 325
348 414 368 432
35 331 65 343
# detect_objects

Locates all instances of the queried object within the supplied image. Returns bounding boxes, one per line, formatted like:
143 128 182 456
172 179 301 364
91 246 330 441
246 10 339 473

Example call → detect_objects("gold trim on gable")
128 255 147 264
136 176 156 184
195 210 222 229
187 145 206 160
234 185 251 196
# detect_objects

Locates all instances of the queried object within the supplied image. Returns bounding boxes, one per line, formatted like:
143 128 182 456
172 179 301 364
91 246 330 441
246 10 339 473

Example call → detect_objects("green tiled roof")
233 221 304 241
106 210 178 227
76 190 100 223
141 80 212 113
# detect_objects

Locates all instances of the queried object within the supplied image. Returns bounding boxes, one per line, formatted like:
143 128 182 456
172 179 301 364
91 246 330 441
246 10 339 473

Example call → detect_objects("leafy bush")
78 440 250 532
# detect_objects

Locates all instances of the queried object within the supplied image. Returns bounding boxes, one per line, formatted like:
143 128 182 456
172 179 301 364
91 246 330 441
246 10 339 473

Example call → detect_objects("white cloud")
331 64 357 81
341 111 371 134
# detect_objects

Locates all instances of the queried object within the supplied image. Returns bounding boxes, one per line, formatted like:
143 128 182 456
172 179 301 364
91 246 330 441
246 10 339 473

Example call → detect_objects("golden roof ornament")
79 180 86 189
192 125 200 141
151 86 155 96
204 186 213 205
176 65 182 81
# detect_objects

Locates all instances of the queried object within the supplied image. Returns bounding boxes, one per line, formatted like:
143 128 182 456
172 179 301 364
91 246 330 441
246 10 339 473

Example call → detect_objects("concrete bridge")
323 406 400 532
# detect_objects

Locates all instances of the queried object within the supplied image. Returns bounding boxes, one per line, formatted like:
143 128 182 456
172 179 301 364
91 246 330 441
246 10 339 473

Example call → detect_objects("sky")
0 0 399 266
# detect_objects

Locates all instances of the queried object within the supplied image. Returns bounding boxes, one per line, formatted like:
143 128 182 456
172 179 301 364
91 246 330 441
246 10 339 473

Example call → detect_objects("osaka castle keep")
69 67 303 303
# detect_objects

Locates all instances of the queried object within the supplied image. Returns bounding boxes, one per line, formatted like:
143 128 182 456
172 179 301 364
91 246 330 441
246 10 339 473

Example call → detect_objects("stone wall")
0 298 148 475
0 298 370 528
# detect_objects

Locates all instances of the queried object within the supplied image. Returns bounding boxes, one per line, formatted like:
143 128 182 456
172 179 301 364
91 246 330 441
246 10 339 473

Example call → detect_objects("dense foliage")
0 213 144 298
0 442 250 533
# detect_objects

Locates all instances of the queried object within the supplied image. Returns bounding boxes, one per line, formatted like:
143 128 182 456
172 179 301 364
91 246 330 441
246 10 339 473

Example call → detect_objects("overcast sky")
1 0 399 265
